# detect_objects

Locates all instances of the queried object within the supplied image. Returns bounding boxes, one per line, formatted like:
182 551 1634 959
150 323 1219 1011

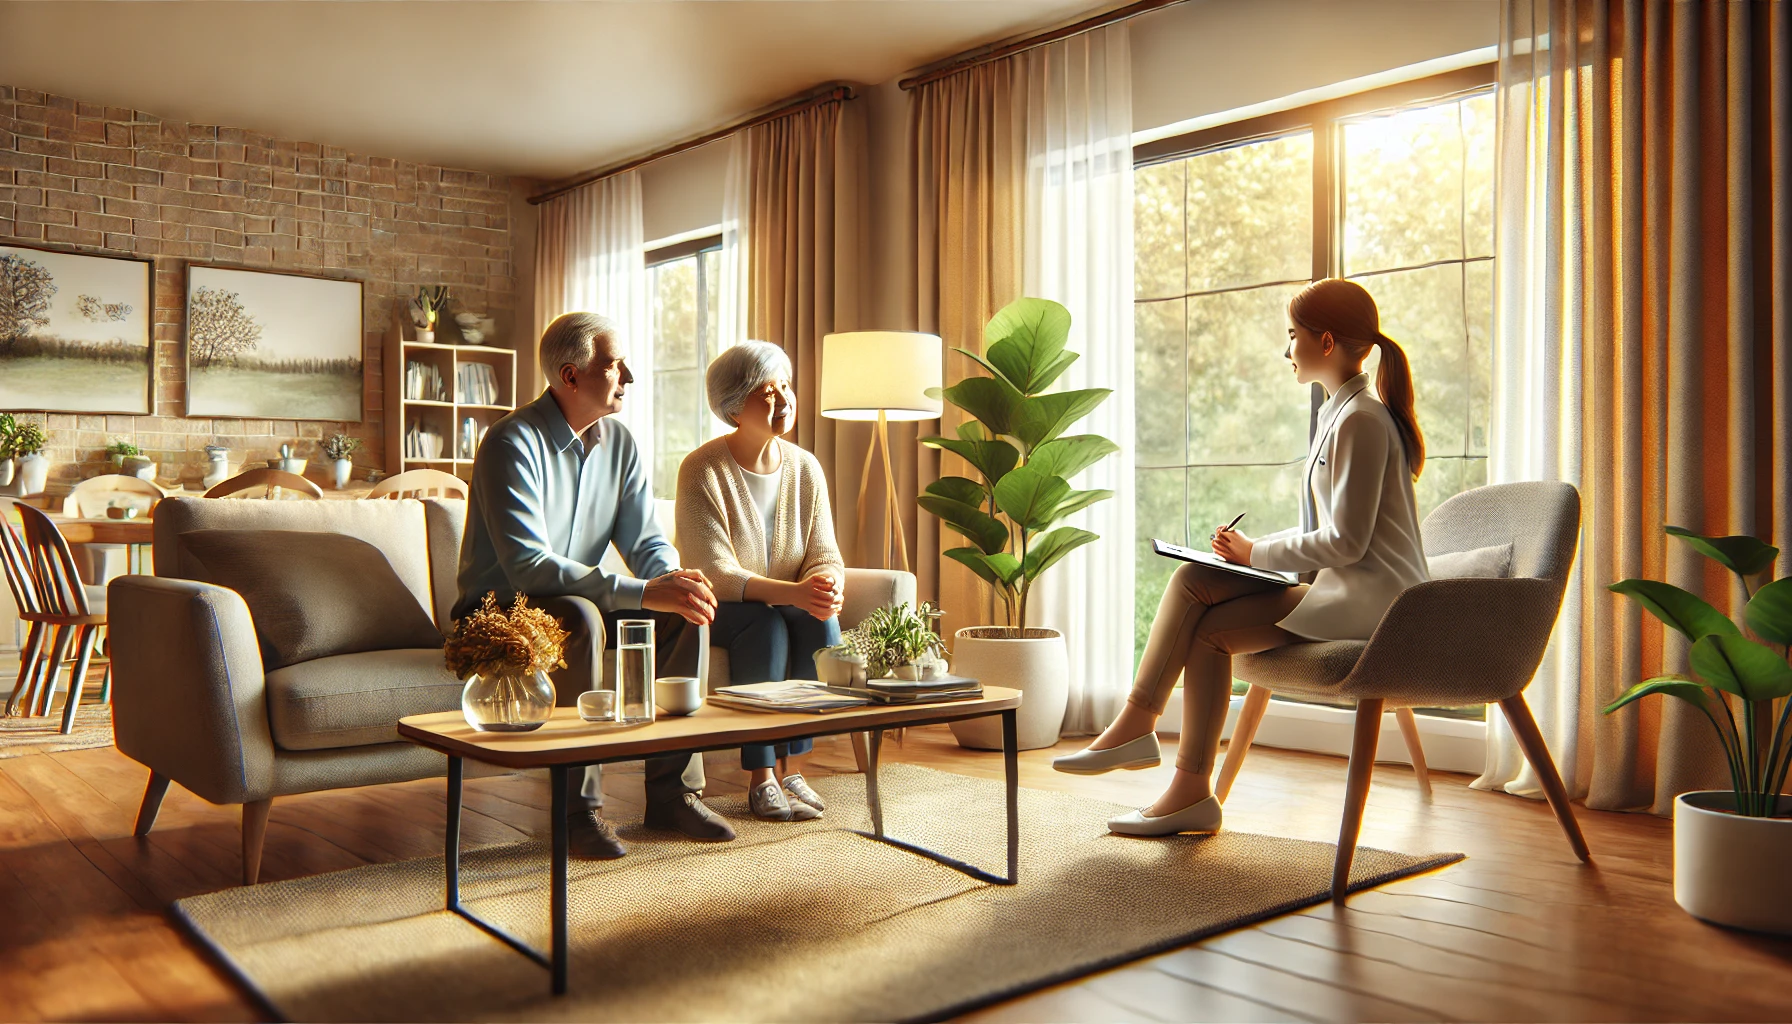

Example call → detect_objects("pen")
1221 511 1247 533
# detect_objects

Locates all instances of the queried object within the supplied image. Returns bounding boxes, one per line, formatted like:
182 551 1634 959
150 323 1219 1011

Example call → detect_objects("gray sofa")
110 496 913 884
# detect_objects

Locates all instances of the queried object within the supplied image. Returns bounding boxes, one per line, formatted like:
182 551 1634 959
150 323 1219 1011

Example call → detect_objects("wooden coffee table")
397 687 1023 995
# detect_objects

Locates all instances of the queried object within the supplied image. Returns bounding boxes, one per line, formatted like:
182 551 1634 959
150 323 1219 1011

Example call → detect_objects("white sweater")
1250 374 1429 641
674 436 845 603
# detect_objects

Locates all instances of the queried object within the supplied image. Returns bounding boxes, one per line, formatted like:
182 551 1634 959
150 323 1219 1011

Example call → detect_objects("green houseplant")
838 602 947 679
409 286 451 341
1 418 49 496
321 433 362 490
917 297 1119 750
1603 525 1792 933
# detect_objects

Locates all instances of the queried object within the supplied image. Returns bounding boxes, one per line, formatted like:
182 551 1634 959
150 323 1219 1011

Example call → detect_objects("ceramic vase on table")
947 626 1069 750
331 458 353 490
461 670 556 732
0 458 13 489
123 455 155 481
203 450 234 489
15 453 49 496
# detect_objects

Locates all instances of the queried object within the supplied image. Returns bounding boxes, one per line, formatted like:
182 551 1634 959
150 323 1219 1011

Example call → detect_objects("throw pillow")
1427 542 1515 580
179 529 444 671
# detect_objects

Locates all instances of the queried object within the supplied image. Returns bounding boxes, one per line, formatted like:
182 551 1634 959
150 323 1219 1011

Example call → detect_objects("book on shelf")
456 362 499 406
708 682 870 714
405 361 447 402
404 421 444 460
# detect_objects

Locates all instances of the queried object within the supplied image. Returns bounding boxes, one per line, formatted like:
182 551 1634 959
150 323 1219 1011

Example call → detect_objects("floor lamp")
818 331 942 572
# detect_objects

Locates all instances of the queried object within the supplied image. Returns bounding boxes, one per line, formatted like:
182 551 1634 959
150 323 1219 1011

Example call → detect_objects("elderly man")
455 311 731 859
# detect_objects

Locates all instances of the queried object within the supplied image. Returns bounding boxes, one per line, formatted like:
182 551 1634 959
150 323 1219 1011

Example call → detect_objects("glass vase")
461 670 556 732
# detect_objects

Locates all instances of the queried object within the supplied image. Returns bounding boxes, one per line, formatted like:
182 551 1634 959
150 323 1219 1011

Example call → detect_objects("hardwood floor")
2 684 1789 1021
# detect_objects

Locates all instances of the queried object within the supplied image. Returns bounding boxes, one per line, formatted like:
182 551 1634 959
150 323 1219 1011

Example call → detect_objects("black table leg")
446 755 463 909
1003 708 1019 884
866 729 884 837
549 764 569 996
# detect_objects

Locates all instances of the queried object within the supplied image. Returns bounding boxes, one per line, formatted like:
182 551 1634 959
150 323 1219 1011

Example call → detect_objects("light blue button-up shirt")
453 390 678 620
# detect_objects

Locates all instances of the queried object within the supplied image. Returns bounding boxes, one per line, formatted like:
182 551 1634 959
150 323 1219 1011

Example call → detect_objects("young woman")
1054 278 1430 836
676 341 844 822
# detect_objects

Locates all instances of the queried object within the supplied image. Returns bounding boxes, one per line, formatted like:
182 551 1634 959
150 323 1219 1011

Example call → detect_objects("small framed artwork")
0 241 154 414
185 265 365 421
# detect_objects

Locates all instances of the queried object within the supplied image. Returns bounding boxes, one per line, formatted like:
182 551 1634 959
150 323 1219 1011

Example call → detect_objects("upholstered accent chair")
1217 481 1591 901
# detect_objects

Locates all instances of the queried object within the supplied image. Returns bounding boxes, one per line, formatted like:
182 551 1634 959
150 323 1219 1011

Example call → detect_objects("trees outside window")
1132 70 1496 705
647 240 722 500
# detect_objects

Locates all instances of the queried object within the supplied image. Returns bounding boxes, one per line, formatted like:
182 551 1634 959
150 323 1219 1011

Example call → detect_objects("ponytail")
1372 333 1425 481
1288 278 1426 481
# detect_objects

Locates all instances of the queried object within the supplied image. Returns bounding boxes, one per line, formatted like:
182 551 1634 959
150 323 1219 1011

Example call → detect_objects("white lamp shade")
819 331 943 421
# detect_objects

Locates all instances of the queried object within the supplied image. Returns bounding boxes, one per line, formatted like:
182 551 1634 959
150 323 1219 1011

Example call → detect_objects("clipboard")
1151 538 1299 587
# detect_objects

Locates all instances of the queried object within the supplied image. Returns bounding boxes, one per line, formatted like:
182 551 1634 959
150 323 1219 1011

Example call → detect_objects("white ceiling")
0 0 1096 182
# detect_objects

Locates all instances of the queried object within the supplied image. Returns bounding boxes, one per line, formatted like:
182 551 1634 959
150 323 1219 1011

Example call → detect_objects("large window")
646 238 722 499
1132 69 1496 671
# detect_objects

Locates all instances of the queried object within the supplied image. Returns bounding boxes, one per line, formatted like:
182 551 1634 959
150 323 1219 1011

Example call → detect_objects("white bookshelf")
384 312 518 477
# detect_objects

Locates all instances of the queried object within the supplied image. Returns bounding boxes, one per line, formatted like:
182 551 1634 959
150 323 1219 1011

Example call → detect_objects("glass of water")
614 619 656 724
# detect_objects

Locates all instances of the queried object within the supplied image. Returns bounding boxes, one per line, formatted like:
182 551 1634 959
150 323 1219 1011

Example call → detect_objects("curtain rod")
898 0 1185 91
528 84 855 206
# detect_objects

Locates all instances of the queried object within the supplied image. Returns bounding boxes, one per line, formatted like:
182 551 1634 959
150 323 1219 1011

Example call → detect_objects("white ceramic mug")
654 676 703 717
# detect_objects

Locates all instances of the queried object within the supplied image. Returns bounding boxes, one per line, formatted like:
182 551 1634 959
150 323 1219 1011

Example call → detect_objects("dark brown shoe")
566 810 627 860
643 793 736 842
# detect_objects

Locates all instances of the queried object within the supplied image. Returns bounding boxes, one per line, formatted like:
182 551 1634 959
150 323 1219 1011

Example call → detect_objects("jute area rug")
174 764 1462 1023
0 702 113 758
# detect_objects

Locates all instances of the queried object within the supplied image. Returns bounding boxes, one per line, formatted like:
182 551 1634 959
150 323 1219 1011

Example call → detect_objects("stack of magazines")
822 674 983 705
710 682 870 714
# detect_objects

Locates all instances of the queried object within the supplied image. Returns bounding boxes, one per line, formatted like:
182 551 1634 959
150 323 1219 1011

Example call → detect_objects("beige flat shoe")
1107 795 1222 837
1051 733 1162 775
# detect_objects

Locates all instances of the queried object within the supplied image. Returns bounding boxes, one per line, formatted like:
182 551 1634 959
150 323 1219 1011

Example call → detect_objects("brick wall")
0 84 522 492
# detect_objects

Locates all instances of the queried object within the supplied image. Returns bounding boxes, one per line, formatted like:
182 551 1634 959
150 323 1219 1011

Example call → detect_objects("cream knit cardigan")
674 436 844 603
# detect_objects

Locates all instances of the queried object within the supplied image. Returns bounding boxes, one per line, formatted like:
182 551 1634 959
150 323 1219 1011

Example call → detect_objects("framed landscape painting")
185 265 364 421
0 242 153 414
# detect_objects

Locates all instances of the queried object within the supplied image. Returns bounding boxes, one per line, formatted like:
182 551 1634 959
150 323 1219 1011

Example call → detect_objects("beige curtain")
737 99 870 560
908 64 1026 639
1483 0 1791 814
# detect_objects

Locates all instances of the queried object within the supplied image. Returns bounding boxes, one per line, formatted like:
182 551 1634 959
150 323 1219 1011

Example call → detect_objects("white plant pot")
947 626 1068 750
16 453 49 495
1675 791 1792 935
0 457 13 488
123 455 155 481
331 458 353 490
417 329 435 343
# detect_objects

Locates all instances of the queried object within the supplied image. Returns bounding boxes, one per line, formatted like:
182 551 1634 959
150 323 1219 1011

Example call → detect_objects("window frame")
1132 65 1499 748
645 234 724 500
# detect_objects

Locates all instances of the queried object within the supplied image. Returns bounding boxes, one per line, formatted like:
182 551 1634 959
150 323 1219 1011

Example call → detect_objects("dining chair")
203 468 324 500
365 468 468 501
60 474 167 585
7 502 110 734
1217 481 1591 902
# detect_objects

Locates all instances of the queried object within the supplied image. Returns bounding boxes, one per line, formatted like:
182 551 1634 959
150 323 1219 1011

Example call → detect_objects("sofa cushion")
1427 542 1515 580
153 496 436 618
179 529 444 671
422 497 466 628
265 648 464 750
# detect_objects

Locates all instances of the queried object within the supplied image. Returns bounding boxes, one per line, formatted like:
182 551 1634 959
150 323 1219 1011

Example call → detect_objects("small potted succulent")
838 602 948 680
321 433 363 490
106 437 154 480
1604 526 1792 935
445 592 568 733
409 285 451 343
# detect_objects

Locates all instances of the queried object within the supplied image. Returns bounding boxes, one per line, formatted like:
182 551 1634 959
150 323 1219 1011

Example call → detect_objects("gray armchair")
1217 481 1591 901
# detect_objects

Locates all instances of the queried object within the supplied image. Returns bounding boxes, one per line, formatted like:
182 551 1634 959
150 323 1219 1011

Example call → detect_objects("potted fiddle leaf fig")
1604 526 1792 935
919 296 1118 750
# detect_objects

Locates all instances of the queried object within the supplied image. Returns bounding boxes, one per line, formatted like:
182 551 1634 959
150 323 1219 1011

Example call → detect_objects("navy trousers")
710 602 840 770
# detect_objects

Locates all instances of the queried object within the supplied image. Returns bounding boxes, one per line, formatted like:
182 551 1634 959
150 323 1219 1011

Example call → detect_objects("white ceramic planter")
332 458 353 490
1675 791 1792 935
16 453 49 495
123 455 156 481
0 457 13 488
947 626 1067 750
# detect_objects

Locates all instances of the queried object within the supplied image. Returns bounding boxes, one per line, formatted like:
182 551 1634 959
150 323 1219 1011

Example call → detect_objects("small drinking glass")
614 619 656 724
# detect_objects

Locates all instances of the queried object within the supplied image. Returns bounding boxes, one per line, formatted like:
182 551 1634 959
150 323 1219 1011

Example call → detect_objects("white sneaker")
750 779 820 821
1051 733 1162 775
1107 795 1222 836
782 773 826 812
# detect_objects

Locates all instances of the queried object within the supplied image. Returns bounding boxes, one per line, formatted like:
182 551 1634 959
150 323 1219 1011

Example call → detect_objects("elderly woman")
676 341 845 822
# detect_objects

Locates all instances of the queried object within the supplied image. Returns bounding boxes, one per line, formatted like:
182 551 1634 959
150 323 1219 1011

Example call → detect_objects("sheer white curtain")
712 135 751 441
534 170 651 459
1021 25 1137 736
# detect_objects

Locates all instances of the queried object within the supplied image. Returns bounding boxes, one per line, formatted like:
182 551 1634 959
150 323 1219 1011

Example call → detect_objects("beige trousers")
1130 562 1309 773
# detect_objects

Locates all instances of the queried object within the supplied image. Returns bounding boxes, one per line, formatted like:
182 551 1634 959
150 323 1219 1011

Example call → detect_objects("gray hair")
706 340 793 426
538 312 617 381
